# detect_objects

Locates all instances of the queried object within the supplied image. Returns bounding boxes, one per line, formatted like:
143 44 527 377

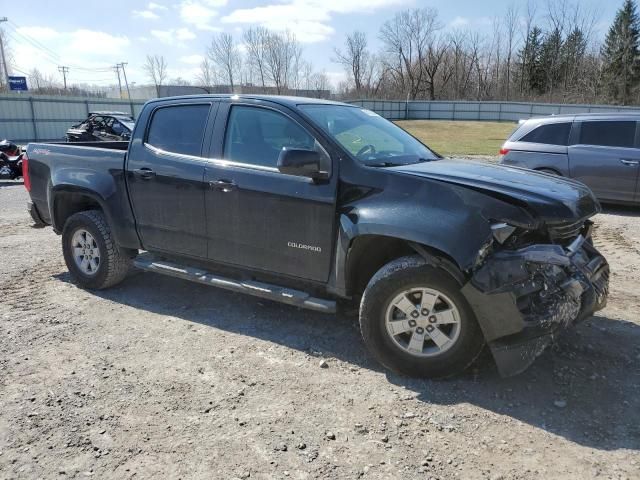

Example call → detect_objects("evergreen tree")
517 27 545 95
540 28 564 96
562 28 587 93
602 0 640 105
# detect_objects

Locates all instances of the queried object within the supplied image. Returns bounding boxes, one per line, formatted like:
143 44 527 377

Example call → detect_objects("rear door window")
146 104 210 156
579 121 636 148
519 122 571 145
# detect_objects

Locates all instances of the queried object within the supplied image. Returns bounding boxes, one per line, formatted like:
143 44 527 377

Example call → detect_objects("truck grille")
548 220 585 242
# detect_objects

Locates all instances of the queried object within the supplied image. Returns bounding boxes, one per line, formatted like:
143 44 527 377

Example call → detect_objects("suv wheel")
62 210 131 289
359 255 485 378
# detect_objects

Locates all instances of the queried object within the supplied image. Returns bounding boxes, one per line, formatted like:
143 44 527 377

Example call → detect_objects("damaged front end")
462 220 609 377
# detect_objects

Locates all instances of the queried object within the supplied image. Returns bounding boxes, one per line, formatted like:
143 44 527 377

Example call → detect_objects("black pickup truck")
24 95 609 378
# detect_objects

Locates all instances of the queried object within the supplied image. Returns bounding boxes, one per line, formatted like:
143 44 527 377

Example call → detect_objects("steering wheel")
356 144 376 158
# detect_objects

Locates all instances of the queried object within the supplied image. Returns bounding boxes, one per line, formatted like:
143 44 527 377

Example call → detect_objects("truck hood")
389 159 600 223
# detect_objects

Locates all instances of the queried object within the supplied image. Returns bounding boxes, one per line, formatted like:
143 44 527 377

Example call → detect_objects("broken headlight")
491 222 517 244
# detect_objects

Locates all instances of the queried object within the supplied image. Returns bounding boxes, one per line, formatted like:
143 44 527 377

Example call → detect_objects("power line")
4 22 114 72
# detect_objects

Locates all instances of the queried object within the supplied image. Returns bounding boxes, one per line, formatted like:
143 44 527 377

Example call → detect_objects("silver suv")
499 113 640 205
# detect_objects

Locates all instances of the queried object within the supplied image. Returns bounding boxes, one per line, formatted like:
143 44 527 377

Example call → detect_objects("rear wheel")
359 255 485 378
62 210 131 289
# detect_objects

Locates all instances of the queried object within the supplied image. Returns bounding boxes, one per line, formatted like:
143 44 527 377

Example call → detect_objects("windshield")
299 104 438 166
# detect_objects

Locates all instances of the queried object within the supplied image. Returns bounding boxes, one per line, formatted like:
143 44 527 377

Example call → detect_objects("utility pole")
113 64 123 98
118 62 131 100
58 66 69 90
0 17 10 90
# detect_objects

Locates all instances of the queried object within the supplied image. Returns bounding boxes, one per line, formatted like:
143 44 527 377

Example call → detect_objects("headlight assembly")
491 222 517 244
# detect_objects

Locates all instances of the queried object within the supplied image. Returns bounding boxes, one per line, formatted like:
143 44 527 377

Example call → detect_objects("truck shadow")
0 180 24 187
600 203 640 217
55 270 640 452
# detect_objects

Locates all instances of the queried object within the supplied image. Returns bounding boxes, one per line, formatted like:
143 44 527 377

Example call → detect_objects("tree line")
333 0 640 105
140 0 640 105
4 0 640 105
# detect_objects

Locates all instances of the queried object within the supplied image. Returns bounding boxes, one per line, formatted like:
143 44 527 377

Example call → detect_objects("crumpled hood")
389 159 600 223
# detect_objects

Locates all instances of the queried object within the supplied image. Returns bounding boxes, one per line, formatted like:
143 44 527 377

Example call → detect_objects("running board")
133 254 336 313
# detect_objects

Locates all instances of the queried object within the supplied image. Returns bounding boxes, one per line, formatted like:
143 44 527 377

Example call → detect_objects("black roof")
145 94 351 108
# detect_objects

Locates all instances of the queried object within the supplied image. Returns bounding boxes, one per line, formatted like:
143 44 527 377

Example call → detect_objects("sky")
0 0 624 90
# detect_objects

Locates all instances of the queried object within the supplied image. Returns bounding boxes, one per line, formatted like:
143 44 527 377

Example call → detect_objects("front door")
127 102 217 258
204 101 337 282
569 120 640 203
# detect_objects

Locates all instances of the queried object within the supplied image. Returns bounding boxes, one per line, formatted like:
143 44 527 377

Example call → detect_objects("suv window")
147 104 210 156
224 105 317 168
579 120 636 148
519 122 571 145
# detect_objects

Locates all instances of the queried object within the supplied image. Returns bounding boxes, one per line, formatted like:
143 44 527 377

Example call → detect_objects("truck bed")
26 141 130 230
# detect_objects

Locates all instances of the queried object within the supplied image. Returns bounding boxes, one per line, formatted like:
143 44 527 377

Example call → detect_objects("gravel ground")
1 180 639 480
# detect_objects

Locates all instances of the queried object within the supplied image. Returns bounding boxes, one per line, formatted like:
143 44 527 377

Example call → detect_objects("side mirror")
277 148 328 180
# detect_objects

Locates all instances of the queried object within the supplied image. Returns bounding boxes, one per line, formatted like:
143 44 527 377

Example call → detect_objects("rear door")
203 100 337 282
127 101 218 258
568 120 640 203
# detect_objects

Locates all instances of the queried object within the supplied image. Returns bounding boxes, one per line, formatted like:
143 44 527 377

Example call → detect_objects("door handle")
133 167 156 179
209 179 237 192
620 159 639 166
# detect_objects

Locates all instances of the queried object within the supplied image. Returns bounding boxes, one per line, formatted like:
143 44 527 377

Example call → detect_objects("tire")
359 255 485 378
62 210 131 290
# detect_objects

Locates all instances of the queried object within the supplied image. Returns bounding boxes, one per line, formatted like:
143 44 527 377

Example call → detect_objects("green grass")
395 120 517 156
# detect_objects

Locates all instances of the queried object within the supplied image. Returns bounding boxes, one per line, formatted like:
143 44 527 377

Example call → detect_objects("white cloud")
221 0 408 43
12 27 132 86
148 2 168 10
151 28 197 45
449 16 470 28
68 30 131 55
133 10 160 20
449 15 492 29
179 1 222 31
180 54 205 65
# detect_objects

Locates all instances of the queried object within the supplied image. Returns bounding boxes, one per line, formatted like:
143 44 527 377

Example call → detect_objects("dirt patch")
1 185 639 480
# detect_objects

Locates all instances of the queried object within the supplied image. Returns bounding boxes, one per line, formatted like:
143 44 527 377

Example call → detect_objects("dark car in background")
499 113 640 205
66 111 135 142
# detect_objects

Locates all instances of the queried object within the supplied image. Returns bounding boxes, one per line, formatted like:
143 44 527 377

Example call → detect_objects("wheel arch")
51 186 107 233
343 234 467 297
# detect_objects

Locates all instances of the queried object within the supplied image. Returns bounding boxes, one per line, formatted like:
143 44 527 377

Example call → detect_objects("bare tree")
143 54 168 97
504 4 519 100
243 27 269 90
333 31 371 95
310 71 330 98
263 30 302 94
379 8 441 99
208 32 241 92
196 58 216 88
423 34 451 99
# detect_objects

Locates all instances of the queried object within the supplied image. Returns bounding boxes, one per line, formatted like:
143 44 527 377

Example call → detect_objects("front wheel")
359 255 485 378
62 210 131 289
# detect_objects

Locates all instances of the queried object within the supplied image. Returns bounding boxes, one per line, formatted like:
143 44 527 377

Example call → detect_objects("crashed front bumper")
461 234 609 377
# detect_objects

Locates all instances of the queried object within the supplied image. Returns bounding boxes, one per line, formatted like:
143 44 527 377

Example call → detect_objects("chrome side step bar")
133 254 336 313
